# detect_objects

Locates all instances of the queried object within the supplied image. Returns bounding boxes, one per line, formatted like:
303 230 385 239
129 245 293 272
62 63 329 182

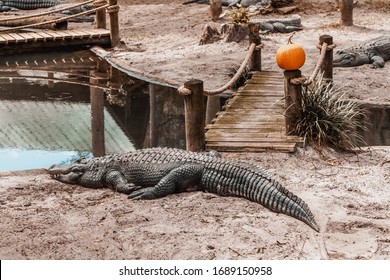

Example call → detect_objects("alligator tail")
203 164 320 232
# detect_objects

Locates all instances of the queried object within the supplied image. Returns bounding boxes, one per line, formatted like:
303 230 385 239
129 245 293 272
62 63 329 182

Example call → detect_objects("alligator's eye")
71 166 83 173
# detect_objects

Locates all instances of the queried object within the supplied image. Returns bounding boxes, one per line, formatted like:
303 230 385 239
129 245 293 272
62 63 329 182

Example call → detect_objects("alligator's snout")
46 164 71 175
46 163 86 184
333 51 355 67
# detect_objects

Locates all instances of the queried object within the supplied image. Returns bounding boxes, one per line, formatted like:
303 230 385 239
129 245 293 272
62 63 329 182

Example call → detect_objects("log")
220 23 248 43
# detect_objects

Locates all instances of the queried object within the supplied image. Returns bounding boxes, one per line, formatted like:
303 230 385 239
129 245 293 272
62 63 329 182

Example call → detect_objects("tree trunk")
340 0 353 26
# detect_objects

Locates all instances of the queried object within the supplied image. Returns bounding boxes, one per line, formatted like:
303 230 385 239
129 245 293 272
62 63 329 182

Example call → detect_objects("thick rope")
0 3 109 33
0 0 96 23
177 43 258 96
305 42 328 85
177 85 192 96
290 42 336 86
204 42 257 96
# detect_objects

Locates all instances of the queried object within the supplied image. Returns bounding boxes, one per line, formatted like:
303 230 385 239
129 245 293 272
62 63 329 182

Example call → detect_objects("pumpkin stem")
287 32 296 44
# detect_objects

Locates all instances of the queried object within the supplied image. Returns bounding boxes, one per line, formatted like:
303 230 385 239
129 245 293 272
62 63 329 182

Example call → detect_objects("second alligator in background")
333 36 390 68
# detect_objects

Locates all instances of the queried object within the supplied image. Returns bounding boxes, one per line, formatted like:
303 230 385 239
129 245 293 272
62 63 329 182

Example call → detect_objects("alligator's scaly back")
48 147 320 232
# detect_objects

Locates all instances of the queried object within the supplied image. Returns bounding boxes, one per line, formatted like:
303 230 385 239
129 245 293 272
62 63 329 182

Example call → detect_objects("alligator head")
333 50 370 67
47 159 105 188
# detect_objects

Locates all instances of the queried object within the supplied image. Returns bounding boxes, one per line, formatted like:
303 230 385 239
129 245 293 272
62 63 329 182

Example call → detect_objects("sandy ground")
1 147 389 259
0 0 390 260
106 0 390 103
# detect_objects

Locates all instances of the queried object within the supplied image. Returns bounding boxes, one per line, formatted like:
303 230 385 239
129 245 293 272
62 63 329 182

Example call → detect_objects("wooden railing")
177 32 335 152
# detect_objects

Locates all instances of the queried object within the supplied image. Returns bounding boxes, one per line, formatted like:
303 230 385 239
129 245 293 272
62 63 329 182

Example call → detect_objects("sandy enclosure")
0 147 389 259
0 0 390 259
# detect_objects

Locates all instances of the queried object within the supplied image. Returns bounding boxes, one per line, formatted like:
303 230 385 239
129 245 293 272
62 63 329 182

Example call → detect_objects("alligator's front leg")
128 163 204 200
104 170 142 194
371 55 385 68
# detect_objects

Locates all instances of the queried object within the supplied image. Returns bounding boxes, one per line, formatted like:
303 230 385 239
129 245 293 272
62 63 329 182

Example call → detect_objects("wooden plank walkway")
0 28 111 54
205 71 303 153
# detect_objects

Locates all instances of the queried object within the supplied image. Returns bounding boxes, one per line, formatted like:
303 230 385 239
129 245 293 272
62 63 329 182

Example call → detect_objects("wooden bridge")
205 71 303 153
0 0 119 54
179 32 334 153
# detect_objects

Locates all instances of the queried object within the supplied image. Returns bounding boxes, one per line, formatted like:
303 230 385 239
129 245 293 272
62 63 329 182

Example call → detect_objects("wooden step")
205 70 301 153
206 141 298 153
206 122 286 130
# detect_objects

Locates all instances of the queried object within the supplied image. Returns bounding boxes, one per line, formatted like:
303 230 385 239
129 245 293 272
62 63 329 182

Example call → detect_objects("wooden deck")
0 28 111 54
205 71 303 153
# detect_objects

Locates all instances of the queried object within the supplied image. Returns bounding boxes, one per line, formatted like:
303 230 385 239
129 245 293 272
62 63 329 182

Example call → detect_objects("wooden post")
90 72 106 157
95 0 106 29
340 0 353 26
97 59 109 77
319 34 333 82
108 0 120 47
183 79 206 152
248 23 261 71
210 0 222 21
48 72 54 89
149 84 158 148
284 70 302 135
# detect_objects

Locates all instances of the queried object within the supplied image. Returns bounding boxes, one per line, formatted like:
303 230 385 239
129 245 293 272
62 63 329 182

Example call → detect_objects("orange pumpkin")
276 36 306 70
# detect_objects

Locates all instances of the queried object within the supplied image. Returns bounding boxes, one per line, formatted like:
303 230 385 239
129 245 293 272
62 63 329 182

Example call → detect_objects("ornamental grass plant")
291 77 366 151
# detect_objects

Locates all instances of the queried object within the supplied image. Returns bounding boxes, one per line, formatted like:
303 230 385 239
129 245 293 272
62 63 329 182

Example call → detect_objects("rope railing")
290 40 336 86
204 42 257 96
0 0 96 23
0 1 109 33
177 42 260 96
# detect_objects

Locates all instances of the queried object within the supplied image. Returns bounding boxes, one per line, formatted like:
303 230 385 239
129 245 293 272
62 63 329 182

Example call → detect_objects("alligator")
183 0 293 8
47 147 320 232
250 14 302 33
183 0 269 8
333 36 390 68
0 0 61 11
185 0 301 33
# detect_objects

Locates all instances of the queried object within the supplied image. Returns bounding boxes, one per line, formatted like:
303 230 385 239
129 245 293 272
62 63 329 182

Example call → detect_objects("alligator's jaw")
47 163 73 175
333 51 371 67
333 52 356 67
46 163 84 184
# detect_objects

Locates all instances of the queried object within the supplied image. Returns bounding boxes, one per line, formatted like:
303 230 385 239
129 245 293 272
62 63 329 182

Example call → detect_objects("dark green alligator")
47 147 320 232
333 36 390 68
